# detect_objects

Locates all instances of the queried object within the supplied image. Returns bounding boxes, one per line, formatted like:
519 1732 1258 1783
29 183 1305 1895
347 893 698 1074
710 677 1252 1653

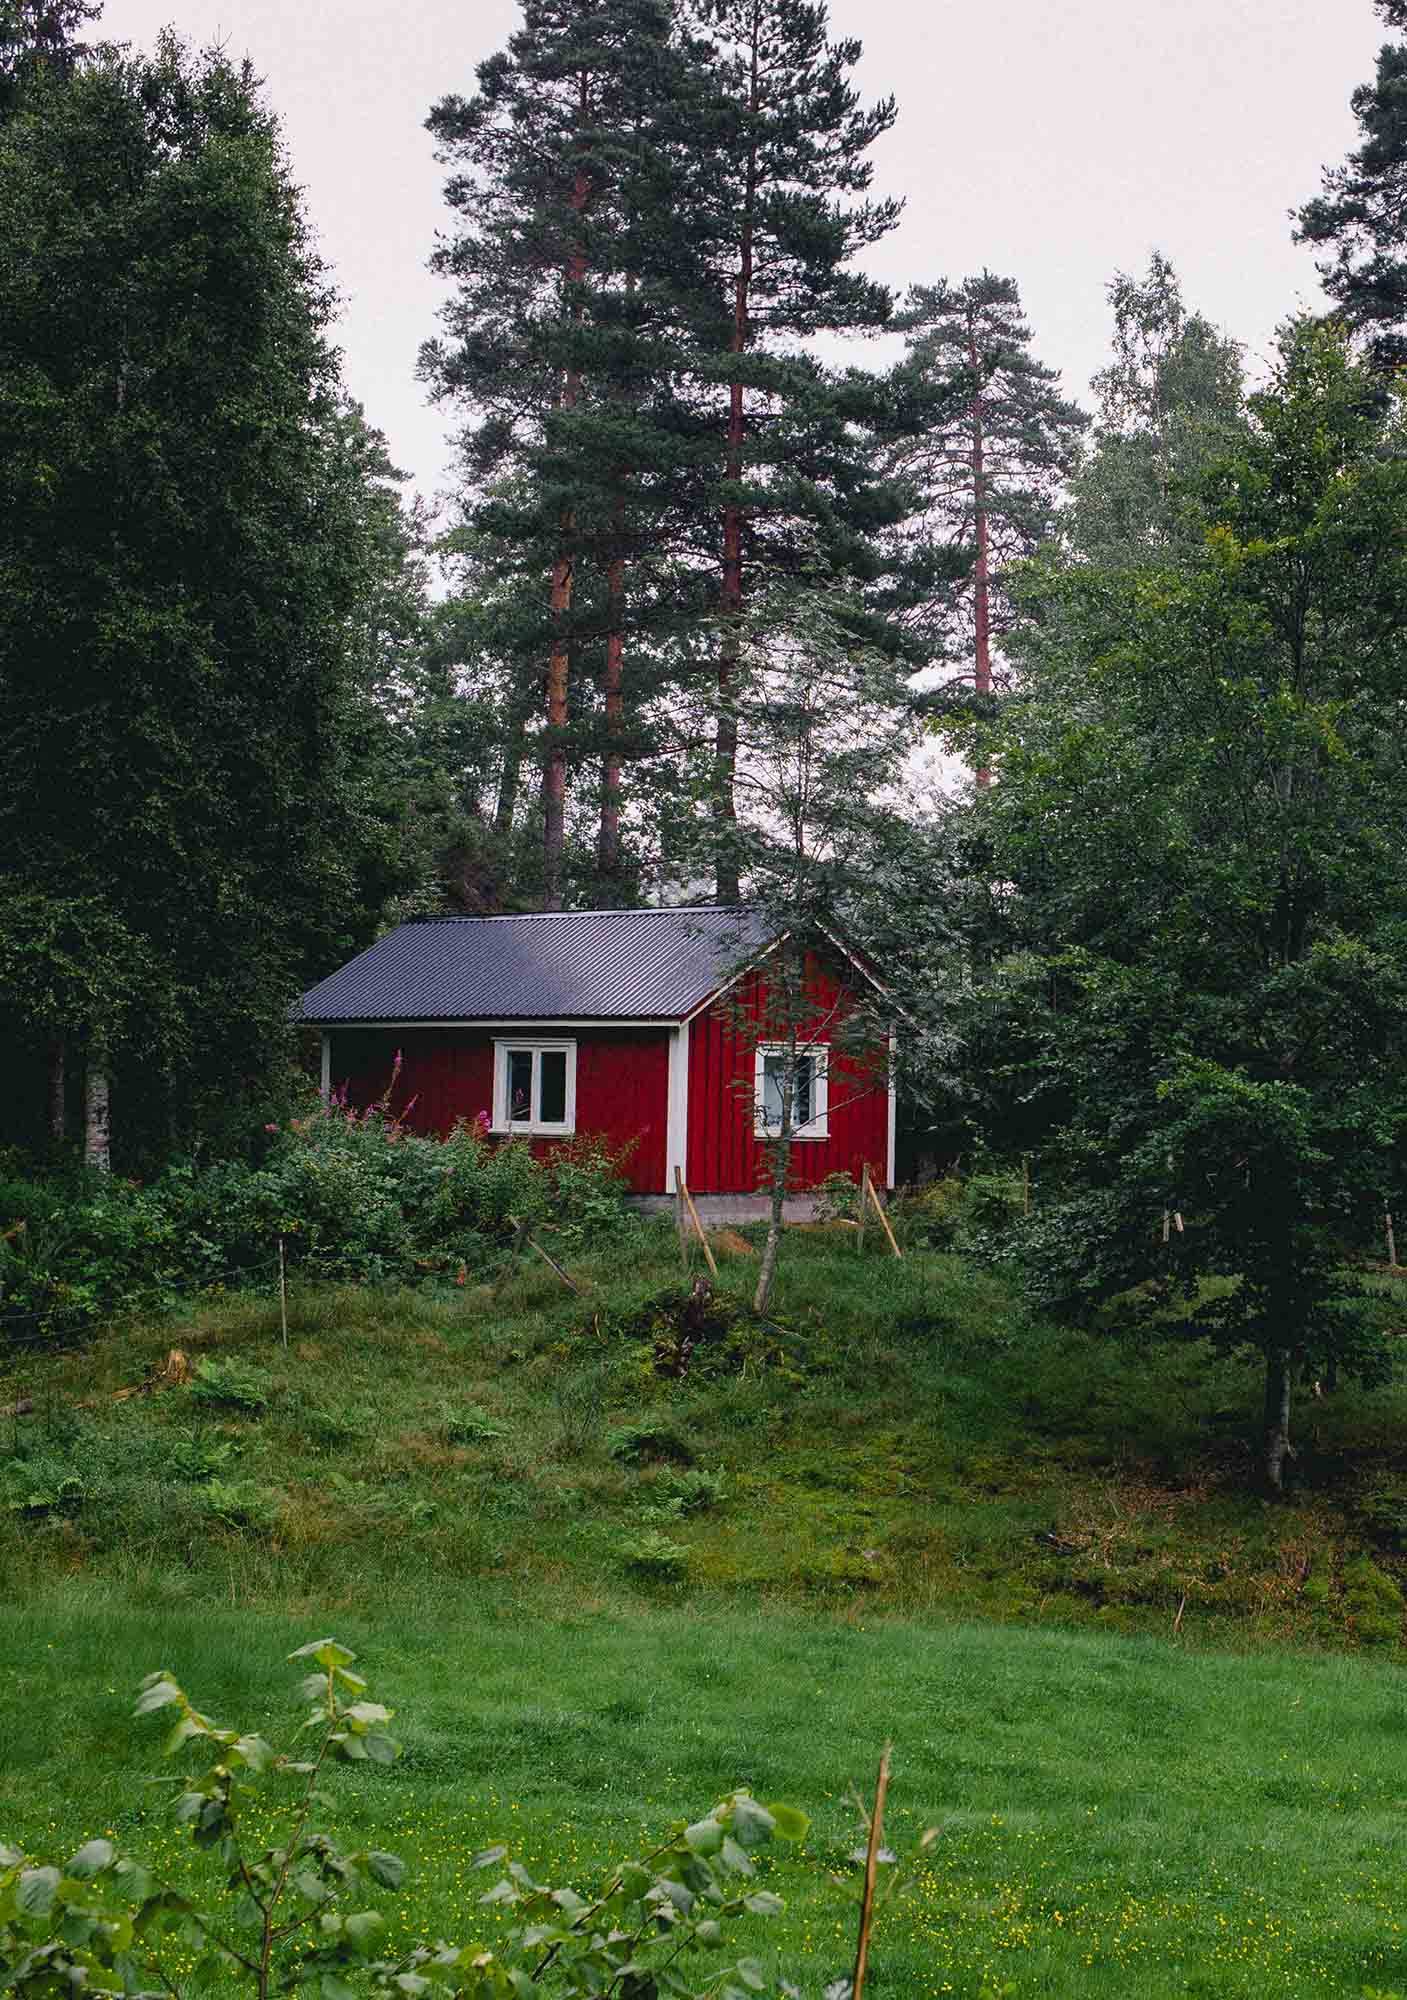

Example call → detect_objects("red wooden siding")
327 1027 670 1195
684 957 890 1195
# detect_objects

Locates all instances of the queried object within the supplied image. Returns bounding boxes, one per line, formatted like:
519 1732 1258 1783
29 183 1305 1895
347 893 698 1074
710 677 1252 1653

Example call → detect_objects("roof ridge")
407 905 759 924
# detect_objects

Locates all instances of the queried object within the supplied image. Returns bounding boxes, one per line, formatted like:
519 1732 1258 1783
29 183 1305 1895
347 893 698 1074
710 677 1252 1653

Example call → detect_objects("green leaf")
735 1959 767 1992
743 1892 783 1917
343 1910 385 1948
766 1803 810 1843
683 1817 724 1856
0 1842 24 1867
64 1841 114 1881
469 1847 507 1871
133 1680 182 1717
366 1851 405 1890
393 1976 429 1997
362 1732 400 1766
319 1977 358 2000
233 1735 275 1774
727 1797 775 1850
17 1867 61 1917
289 1639 356 1669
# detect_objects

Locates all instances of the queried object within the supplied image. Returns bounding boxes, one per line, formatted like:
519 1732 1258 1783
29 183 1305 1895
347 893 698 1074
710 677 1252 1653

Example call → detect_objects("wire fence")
0 1249 289 1357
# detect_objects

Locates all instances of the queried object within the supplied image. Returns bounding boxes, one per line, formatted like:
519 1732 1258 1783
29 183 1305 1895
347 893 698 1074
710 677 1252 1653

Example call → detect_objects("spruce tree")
1295 1 1407 372
886 273 1086 767
0 35 425 1164
0 0 98 116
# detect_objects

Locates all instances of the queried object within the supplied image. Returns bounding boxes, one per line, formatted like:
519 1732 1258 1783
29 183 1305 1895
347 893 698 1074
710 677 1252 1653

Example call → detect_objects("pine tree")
1295 1 1407 372
422 0 710 910
886 273 1086 769
679 0 904 901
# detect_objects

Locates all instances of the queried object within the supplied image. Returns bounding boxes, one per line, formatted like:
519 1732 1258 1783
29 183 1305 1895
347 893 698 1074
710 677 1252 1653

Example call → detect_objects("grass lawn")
5 1591 1407 1998
8 1226 1407 1994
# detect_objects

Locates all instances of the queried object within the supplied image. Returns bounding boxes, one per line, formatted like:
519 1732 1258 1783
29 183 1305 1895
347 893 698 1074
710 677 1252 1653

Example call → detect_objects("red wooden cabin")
298 908 895 1196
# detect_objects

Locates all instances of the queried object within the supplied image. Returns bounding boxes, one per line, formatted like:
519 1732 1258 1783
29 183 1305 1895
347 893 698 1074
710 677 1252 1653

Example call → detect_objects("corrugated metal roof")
297 907 779 1025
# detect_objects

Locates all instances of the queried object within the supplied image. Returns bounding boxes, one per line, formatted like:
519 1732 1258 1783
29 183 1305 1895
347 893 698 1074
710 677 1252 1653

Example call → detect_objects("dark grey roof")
297 907 778 1025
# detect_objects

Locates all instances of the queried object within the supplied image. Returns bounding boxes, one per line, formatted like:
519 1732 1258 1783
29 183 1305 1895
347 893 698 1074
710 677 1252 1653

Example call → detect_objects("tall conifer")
887 274 1085 770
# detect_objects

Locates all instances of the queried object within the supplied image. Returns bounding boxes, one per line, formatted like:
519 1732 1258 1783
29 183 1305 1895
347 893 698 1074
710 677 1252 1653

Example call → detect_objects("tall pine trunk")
542 78 592 913
46 1035 66 1145
969 328 992 790
598 550 626 887
84 1033 111 1173
715 3 760 907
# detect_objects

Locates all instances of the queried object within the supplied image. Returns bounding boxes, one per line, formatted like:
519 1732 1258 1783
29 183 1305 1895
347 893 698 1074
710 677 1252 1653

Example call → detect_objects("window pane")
794 1055 813 1126
507 1050 533 1123
539 1049 567 1124
762 1055 785 1128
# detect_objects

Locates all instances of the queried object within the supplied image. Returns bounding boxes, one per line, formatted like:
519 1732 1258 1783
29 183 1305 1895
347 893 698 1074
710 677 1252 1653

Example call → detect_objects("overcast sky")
102 0 1387 513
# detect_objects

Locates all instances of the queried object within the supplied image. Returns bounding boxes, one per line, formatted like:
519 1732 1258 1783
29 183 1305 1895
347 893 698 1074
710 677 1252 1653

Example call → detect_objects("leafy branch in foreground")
0 1640 808 2000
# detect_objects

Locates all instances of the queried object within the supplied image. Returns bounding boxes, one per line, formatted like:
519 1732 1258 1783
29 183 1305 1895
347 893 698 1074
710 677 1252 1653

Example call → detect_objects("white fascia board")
679 934 789 1025
320 1032 331 1098
312 1017 681 1030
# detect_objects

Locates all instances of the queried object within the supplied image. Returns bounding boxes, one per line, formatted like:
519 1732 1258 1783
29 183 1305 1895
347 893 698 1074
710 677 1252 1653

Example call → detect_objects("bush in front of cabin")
0 1106 636 1345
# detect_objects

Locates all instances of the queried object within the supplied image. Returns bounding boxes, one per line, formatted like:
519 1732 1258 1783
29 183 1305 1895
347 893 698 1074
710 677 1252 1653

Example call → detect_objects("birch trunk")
1262 1346 1293 1493
84 1036 111 1173
753 1131 790 1314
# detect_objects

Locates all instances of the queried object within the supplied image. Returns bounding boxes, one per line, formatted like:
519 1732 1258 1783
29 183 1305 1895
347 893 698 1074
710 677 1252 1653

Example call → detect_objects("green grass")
5 1592 1407 1997
4 1225 1407 1645
9 1226 1407 1994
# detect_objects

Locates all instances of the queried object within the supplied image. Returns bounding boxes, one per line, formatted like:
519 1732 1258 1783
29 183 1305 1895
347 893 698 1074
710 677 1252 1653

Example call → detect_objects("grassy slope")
5 1593 1407 1998
7 1227 1407 1995
3 1225 1407 1641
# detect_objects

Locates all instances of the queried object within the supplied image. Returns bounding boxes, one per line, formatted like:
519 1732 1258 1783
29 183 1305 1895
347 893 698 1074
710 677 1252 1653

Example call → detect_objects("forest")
11 3 1407 1993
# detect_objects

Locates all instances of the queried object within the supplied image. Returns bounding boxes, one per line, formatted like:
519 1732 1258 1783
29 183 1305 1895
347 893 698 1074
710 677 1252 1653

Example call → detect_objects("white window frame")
754 1042 829 1141
492 1038 577 1136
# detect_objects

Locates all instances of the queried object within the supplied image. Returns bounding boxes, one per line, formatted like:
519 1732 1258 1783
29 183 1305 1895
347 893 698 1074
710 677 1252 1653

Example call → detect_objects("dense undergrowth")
0 1102 632 1337
5 1225 1407 1650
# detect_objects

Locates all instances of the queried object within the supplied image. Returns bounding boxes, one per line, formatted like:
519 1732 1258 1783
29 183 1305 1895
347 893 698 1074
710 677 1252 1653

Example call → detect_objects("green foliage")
0 1107 632 1345
1342 1555 1403 1647
617 1528 691 1580
0 35 434 1166
190 1357 273 1416
440 1405 507 1446
201 1477 282 1535
0 1640 800 2000
976 320 1407 1484
605 1421 693 1467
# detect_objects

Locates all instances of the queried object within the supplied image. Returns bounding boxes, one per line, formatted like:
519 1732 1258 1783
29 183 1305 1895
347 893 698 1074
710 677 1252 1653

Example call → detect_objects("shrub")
1 1102 637 1352
655 1466 728 1515
0 1639 804 2000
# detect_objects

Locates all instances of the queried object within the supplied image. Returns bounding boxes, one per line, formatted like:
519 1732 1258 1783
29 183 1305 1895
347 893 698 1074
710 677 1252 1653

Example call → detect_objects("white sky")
101 0 1386 513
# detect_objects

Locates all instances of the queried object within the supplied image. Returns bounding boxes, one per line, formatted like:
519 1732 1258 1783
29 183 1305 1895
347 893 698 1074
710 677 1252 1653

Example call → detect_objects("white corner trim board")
665 1024 690 1192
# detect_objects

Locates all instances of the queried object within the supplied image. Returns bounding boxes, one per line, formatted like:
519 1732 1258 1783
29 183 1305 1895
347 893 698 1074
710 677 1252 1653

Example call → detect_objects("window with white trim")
754 1043 829 1140
492 1039 577 1135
